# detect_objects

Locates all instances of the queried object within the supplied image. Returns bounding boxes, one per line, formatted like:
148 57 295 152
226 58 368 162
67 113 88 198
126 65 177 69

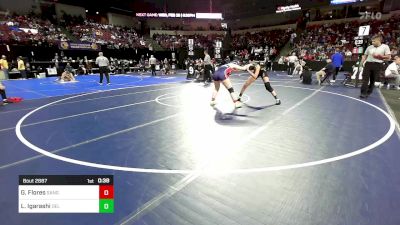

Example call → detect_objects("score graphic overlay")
19 175 114 213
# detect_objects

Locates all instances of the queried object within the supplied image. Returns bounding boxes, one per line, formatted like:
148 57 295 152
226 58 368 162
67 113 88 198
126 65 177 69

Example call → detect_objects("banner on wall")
188 39 194 56
215 40 222 59
58 41 101 51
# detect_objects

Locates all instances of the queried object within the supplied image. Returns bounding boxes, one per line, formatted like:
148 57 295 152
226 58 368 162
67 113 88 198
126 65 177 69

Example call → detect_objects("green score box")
99 199 114 213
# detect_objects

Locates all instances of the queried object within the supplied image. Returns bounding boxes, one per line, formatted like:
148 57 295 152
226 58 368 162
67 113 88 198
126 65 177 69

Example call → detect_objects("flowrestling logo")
359 11 382 20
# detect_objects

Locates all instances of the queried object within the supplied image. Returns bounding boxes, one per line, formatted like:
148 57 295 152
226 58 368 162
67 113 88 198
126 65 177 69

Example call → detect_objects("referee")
203 50 212 83
360 35 391 98
149 55 157 76
95 52 110 85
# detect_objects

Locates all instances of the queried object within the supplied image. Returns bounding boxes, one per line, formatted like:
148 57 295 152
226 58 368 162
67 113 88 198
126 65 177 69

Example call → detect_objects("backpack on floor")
302 71 312 84
7 97 23 103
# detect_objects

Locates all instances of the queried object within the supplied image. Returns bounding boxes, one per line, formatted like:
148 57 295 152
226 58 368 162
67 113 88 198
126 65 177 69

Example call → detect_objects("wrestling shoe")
210 101 217 107
234 101 243 108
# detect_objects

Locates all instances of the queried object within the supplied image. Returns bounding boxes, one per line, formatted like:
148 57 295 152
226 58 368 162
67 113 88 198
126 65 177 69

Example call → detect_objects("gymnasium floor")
1 71 400 225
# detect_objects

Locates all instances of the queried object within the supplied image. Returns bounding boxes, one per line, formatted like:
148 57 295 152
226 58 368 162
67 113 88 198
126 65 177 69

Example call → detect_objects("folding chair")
320 72 332 85
341 73 352 86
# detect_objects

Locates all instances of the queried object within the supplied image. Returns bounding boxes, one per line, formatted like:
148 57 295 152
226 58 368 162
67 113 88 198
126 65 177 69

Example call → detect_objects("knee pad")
264 82 274 92
228 87 235 93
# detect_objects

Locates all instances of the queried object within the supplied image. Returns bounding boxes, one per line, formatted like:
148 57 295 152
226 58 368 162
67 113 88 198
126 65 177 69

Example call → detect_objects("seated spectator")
293 58 306 76
316 59 334 85
64 62 74 75
194 59 205 81
278 56 285 65
77 63 86 75
161 61 171 75
384 55 400 90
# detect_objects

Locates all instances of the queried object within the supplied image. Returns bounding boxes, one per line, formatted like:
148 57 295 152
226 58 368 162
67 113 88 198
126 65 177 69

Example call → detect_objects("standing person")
331 48 344 83
17 57 27 79
290 32 297 47
345 49 353 60
0 81 10 105
95 52 110 85
210 63 249 108
184 58 189 70
149 55 157 76
84 56 92 74
287 52 298 75
238 62 281 105
360 35 391 98
203 50 212 83
53 53 60 76
0 55 9 80
265 56 272 71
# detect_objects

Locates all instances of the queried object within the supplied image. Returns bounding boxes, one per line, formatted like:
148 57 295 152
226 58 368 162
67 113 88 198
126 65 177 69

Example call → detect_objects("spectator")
0 81 9 105
64 62 74 75
84 56 92 74
203 50 212 83
161 58 171 75
265 56 273 71
287 52 298 75
194 59 205 81
345 49 352 60
384 55 400 90
293 58 305 76
331 48 344 82
0 55 9 80
290 32 297 47
316 59 335 85
278 56 285 65
301 66 313 84
17 56 27 79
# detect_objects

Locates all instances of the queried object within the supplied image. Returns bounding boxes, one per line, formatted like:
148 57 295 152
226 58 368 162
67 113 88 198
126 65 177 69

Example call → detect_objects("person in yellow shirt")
17 56 27 79
0 81 9 105
0 55 9 80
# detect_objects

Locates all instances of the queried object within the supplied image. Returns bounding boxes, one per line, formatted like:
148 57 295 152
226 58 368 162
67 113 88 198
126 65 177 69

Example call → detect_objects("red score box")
99 185 114 199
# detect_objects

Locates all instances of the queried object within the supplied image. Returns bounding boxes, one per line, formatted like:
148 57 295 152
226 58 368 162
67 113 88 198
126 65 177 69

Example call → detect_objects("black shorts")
254 70 268 79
